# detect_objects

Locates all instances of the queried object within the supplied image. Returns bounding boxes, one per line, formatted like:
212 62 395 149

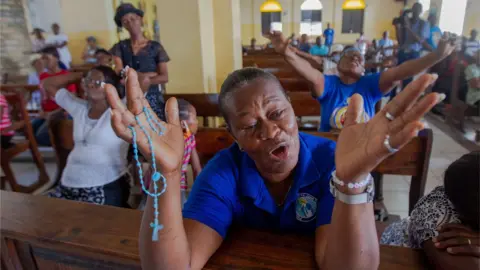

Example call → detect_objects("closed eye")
270 109 284 119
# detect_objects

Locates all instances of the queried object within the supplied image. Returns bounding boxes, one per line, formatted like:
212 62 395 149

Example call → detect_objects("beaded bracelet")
331 170 372 189
130 106 167 241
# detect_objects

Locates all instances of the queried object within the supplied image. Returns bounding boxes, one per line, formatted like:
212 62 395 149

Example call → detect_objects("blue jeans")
393 50 421 100
31 118 51 146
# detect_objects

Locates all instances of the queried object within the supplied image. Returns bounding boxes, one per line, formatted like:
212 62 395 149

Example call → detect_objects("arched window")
260 0 283 34
341 0 365 34
300 0 323 36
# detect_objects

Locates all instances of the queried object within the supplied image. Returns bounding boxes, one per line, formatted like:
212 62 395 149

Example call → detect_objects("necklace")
277 183 293 207
81 116 98 146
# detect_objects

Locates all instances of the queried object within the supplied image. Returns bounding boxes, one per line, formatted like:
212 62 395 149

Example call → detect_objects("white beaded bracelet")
331 170 373 189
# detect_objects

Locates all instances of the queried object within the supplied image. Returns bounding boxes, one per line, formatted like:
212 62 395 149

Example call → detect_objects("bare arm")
190 147 202 179
424 240 480 270
295 50 324 70
140 171 222 270
379 34 455 93
146 62 169 85
265 31 324 97
42 72 83 98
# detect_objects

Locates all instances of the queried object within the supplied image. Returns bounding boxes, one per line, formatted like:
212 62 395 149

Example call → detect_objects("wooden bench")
195 128 433 214
1 190 427 270
164 92 319 128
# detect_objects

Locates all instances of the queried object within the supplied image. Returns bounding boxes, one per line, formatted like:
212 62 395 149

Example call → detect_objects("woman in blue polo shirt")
106 67 442 269
266 31 455 132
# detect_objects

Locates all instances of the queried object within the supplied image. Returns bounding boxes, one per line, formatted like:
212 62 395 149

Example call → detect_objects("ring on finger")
385 111 395 121
384 135 399 153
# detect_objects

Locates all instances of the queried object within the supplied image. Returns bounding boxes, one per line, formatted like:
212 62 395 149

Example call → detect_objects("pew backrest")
195 128 433 212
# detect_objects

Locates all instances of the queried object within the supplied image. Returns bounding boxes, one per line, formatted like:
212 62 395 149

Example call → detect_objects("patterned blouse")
380 186 461 248
181 132 196 191
109 39 170 120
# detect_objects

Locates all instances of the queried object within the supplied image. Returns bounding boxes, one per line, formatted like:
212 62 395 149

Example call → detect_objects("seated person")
465 50 480 110
309 37 329 56
95 49 113 68
42 66 130 207
33 46 76 146
139 98 202 209
266 31 455 132
298 34 311 53
0 93 24 149
105 66 442 269
381 151 479 269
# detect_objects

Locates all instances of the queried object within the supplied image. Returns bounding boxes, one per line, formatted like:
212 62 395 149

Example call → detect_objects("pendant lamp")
342 0 366 10
260 0 283 12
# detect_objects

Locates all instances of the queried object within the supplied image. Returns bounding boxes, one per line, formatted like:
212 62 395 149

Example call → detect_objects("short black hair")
40 46 59 59
88 65 124 98
94 49 111 56
218 67 286 125
444 151 480 230
177 99 194 121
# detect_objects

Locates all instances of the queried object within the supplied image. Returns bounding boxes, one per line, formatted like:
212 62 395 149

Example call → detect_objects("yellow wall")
59 0 118 65
463 0 479 36
241 0 405 45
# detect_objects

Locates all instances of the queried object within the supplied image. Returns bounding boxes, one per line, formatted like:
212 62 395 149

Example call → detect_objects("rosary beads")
130 106 167 241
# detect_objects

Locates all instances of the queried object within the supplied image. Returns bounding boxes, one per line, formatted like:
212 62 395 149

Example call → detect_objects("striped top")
181 132 196 190
0 94 14 136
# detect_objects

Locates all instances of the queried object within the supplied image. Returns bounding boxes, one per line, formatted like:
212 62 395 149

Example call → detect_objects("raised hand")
335 74 443 187
264 31 291 55
433 223 480 257
435 32 456 60
105 68 184 175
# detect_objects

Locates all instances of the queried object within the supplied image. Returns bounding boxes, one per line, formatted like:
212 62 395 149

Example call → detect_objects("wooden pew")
1 190 427 269
195 128 433 214
164 92 319 127
0 93 49 193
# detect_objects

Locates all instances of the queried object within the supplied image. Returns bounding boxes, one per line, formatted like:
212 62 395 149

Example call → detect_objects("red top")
39 70 77 112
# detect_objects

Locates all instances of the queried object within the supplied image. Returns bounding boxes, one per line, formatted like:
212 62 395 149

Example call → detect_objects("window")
341 9 364 34
439 0 467 35
300 0 323 36
418 0 431 17
261 12 282 34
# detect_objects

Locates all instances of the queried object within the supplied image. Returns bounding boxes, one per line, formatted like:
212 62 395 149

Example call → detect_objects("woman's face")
185 106 198 135
226 78 300 178
121 13 142 35
42 54 58 71
83 70 107 101
337 50 364 78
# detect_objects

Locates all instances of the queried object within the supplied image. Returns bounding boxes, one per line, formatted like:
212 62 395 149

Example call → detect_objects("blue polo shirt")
183 132 336 238
317 74 383 132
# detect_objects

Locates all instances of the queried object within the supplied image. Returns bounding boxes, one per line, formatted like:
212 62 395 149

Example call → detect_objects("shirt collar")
237 133 323 213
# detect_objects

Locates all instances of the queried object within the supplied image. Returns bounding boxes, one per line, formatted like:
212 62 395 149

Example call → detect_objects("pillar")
213 0 242 92
156 0 241 94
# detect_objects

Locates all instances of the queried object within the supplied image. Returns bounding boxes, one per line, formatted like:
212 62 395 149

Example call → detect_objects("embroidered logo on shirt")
329 97 370 129
296 193 318 222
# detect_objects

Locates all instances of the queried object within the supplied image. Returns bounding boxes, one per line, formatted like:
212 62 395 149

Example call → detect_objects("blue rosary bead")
129 107 168 241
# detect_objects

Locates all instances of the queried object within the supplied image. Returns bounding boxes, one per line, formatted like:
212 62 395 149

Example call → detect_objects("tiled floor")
382 122 469 219
5 121 470 218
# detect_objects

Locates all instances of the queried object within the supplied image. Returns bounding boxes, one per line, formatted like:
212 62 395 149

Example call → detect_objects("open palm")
105 68 184 175
264 31 290 55
336 74 442 182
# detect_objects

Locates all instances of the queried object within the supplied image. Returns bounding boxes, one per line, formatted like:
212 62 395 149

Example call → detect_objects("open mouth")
269 144 289 160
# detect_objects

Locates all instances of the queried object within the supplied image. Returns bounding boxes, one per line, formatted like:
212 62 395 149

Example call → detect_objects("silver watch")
329 174 375 204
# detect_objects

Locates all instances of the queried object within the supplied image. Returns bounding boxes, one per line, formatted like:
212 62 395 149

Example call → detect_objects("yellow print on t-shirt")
329 97 369 130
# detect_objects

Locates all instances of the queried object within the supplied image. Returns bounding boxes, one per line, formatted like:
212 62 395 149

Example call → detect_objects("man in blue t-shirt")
323 23 335 52
395 3 431 95
266 30 455 132
427 14 442 50
309 37 329 56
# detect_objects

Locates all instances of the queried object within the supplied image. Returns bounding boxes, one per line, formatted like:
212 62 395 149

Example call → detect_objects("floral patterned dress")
380 186 461 248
